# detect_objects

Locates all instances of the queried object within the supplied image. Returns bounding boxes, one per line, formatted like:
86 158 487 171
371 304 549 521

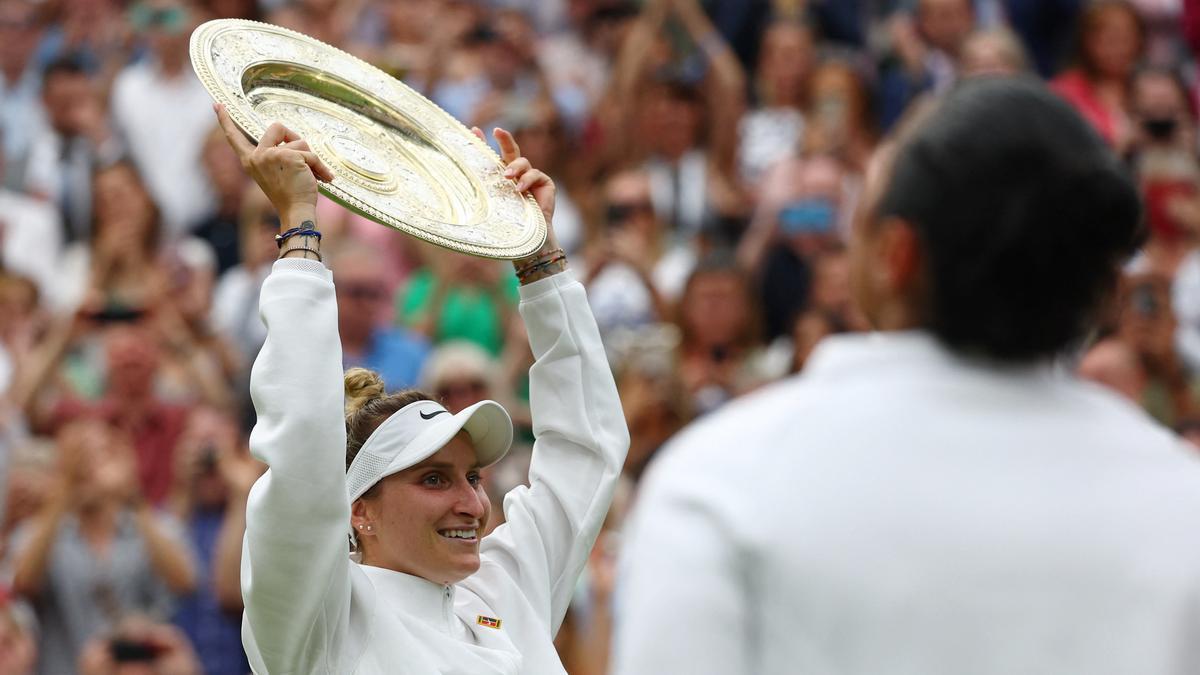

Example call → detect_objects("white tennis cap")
346 398 513 503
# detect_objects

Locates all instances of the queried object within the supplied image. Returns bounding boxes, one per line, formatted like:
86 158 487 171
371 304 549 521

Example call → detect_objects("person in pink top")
1050 0 1145 152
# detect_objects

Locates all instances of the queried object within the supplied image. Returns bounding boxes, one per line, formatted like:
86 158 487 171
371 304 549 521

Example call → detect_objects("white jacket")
615 331 1200 675
241 259 628 674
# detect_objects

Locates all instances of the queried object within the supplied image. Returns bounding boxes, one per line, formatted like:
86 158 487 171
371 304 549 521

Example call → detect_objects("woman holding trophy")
213 103 628 674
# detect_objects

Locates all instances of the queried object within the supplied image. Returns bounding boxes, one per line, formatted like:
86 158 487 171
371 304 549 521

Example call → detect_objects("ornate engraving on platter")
190 19 546 259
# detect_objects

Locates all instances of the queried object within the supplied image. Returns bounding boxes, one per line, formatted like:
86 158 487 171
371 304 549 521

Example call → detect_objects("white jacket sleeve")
475 271 629 634
241 258 352 674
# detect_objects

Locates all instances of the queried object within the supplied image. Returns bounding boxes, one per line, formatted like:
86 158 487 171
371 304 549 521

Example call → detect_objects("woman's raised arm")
470 128 630 633
214 106 356 673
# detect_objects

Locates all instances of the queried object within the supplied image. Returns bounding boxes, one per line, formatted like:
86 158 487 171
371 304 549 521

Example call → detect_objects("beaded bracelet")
275 223 322 249
278 246 323 262
514 247 565 276
515 253 567 283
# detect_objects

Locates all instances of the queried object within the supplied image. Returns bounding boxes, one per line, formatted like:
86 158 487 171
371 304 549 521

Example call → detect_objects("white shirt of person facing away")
614 78 1200 675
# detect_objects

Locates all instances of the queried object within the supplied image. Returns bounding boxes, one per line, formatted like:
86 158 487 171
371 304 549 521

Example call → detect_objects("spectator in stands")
0 150 63 306
9 420 195 675
210 186 278 370
26 56 123 245
43 0 131 91
168 407 257 675
1051 0 1145 151
77 615 201 675
0 438 53 563
879 0 977 129
193 127 253 275
674 254 763 414
510 99 586 256
737 19 815 188
0 589 36 675
1001 0 1085 77
959 27 1032 77
1127 69 1200 279
397 249 516 358
19 318 191 506
607 0 747 239
420 340 500 415
1114 273 1196 425
430 10 557 148
615 349 689 481
0 0 49 191
738 151 858 341
334 243 431 390
583 167 704 339
110 0 215 235
152 240 241 409
804 59 877 171
54 161 164 315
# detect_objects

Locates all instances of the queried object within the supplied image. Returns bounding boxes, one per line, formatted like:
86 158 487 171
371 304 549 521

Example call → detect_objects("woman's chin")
441 554 482 584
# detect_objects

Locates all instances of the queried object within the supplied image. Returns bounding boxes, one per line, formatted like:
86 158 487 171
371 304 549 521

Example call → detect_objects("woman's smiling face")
353 433 490 585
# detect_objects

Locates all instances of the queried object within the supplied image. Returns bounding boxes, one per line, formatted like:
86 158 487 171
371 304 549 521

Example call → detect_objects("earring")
365 524 374 533
357 524 364 531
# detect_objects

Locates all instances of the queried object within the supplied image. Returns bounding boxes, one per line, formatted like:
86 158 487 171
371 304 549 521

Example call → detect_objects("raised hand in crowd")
12 421 196 606
77 617 201 675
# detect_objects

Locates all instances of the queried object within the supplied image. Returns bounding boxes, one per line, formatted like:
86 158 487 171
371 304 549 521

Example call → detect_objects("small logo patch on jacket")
477 615 502 629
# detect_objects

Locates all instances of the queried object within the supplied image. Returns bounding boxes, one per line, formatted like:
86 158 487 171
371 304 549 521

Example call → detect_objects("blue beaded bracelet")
275 225 322 249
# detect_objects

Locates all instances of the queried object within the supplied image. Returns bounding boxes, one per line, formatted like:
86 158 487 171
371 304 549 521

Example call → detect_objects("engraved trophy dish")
190 19 548 259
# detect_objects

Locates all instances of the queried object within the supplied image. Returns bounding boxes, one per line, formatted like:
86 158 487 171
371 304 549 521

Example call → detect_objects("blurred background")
0 0 1199 672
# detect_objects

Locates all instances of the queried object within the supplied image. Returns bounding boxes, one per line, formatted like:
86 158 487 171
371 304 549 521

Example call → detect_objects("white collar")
356 564 457 635
803 330 1064 383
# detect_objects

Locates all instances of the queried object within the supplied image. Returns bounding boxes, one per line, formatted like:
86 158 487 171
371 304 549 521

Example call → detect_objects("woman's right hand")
214 104 335 228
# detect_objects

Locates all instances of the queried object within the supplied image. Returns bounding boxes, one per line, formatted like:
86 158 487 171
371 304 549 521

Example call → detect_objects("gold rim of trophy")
189 19 548 260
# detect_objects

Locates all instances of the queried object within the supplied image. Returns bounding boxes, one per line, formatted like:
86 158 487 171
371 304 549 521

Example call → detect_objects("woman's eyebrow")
412 461 482 471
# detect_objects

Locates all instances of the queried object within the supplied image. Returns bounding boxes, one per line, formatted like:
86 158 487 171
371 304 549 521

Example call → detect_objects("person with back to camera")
613 77 1200 674
211 102 629 674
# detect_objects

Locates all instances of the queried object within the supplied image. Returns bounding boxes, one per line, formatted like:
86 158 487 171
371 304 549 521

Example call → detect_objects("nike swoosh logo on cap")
420 410 448 420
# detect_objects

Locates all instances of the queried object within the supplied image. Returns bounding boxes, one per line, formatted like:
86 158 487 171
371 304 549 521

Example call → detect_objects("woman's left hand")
472 126 558 253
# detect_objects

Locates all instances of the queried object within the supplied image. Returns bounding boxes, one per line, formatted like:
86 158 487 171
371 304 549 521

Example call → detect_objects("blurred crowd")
0 0 1199 672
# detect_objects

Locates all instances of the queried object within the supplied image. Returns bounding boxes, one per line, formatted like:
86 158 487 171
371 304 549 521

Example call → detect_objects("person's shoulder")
645 375 812 479
1049 69 1090 96
0 189 56 221
1071 376 1195 448
111 61 154 94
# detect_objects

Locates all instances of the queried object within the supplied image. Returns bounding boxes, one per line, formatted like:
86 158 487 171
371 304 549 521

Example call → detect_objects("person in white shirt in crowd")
614 77 1200 674
110 0 215 236
0 0 50 192
25 56 124 244
0 146 63 305
584 168 694 338
213 103 628 674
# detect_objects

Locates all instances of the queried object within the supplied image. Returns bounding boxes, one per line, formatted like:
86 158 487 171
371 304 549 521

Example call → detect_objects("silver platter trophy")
190 19 547 259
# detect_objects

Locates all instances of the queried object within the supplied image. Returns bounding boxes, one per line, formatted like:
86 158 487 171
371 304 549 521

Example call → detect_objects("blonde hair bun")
344 368 386 417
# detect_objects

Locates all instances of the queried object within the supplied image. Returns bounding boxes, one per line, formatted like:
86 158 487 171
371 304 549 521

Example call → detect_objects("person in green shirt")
397 252 519 357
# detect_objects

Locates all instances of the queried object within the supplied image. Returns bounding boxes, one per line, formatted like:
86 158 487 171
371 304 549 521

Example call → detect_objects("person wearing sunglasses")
213 104 628 674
